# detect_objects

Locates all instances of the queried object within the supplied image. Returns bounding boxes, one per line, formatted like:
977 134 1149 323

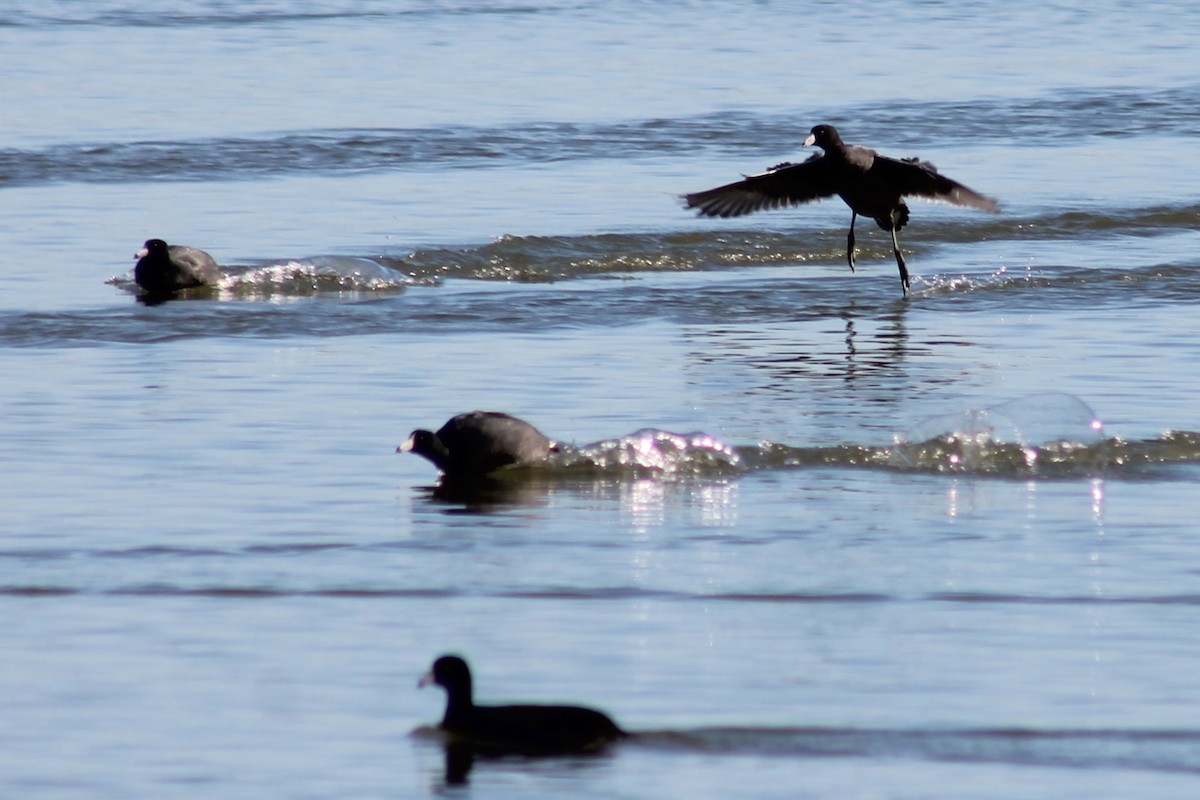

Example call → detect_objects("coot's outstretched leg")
846 211 857 273
890 225 910 296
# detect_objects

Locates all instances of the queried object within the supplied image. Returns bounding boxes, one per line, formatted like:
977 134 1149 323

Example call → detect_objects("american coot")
685 124 1000 296
398 411 556 479
420 654 627 754
133 238 221 295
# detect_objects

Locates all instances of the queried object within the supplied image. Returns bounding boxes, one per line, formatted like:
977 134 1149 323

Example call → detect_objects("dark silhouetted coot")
133 239 221 295
398 411 556 478
685 124 999 296
420 654 627 754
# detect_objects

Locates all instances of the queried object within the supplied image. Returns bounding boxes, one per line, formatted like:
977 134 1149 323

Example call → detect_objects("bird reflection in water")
432 736 618 787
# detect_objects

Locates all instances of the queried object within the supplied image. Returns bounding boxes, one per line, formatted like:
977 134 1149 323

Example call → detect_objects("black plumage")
133 239 220 295
685 124 999 295
398 411 556 479
420 654 627 754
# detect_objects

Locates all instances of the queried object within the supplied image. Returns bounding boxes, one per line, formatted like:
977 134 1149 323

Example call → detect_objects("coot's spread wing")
685 154 841 218
869 155 999 212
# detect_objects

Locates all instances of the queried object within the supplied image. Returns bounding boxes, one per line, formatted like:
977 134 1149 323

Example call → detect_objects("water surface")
3 1 1200 797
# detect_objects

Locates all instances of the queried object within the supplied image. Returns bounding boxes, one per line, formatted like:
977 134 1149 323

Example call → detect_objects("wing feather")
870 156 999 212
684 155 840 218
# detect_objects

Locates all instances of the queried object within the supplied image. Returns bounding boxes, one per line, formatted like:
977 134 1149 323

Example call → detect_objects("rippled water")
3 1 1200 797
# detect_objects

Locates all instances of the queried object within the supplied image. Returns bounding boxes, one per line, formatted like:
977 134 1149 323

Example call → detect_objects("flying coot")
685 124 999 296
398 411 556 479
133 238 221 295
420 654 627 754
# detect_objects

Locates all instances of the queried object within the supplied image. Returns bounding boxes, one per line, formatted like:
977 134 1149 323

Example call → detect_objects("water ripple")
0 1 560 28
639 726 1200 773
4 85 1199 187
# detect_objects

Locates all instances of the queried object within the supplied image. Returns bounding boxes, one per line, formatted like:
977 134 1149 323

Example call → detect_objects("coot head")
134 238 170 261
399 428 451 472
802 124 842 150
419 654 473 699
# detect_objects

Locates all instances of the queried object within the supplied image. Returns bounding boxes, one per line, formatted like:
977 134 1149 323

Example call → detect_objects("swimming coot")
420 654 627 754
398 411 556 478
685 124 999 296
133 238 221 295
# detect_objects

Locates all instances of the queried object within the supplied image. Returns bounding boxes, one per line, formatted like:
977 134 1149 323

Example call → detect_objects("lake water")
3 1 1200 797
